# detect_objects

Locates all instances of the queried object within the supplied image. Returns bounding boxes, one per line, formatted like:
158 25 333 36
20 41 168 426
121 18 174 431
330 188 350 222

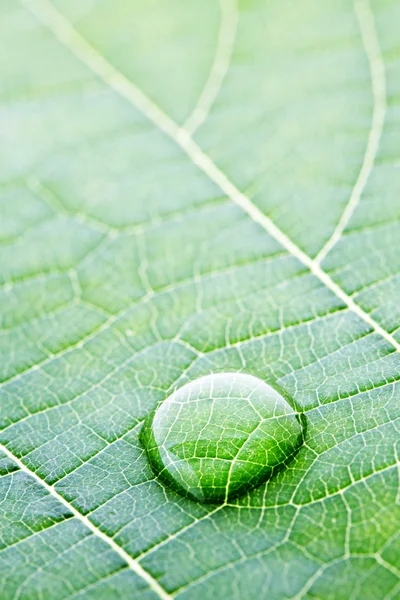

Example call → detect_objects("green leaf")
1 0 399 598
140 373 304 504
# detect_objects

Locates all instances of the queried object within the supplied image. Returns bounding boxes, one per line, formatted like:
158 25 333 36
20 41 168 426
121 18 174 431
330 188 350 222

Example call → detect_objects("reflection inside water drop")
140 373 304 504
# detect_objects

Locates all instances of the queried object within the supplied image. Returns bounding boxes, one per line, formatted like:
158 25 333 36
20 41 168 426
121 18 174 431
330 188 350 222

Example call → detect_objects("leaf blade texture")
1 0 400 599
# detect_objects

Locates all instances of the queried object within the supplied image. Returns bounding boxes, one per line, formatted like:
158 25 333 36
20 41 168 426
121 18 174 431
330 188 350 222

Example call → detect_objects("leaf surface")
1 0 400 598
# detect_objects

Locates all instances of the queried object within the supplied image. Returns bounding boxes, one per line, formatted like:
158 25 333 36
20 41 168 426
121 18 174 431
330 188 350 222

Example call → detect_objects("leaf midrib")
20 0 396 352
0 441 173 600
7 0 396 598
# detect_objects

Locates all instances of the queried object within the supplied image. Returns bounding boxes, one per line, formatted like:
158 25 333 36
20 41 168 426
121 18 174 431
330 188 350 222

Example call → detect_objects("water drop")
140 373 304 503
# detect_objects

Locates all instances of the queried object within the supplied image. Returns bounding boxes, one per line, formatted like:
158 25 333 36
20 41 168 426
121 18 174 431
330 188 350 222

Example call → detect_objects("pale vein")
315 0 386 264
19 0 400 354
183 0 238 135
0 442 172 600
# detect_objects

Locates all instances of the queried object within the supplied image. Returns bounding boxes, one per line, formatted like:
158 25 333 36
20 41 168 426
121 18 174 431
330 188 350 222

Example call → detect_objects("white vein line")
0 443 172 600
290 558 341 600
172 505 301 597
0 516 66 555
135 504 225 561
291 552 400 600
315 0 386 265
375 554 400 580
183 0 238 135
20 0 400 356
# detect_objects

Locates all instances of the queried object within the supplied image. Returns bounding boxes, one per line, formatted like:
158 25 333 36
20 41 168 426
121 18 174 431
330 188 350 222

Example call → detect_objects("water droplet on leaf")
140 373 303 504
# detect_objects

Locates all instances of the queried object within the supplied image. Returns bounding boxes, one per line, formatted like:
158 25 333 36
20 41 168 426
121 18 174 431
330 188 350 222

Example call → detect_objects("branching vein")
20 0 399 355
183 0 238 135
0 442 172 600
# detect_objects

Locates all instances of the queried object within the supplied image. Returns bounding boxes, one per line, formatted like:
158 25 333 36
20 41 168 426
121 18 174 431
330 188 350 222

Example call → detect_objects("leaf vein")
19 0 399 355
315 0 386 263
0 442 173 600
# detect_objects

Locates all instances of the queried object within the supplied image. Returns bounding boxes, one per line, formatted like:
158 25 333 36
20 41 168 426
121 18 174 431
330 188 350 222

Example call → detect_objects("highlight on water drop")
140 372 304 504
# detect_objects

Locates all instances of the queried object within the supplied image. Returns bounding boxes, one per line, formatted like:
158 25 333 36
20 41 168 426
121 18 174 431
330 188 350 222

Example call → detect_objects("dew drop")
140 373 304 504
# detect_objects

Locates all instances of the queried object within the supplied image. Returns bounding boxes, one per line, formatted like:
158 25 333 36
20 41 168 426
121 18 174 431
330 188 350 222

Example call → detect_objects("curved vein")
8 2 399 595
315 0 386 264
19 0 400 354
183 0 238 135
0 442 172 600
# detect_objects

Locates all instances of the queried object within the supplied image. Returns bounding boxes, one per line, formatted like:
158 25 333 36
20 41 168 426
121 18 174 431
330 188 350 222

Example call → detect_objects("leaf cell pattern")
1 0 400 599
